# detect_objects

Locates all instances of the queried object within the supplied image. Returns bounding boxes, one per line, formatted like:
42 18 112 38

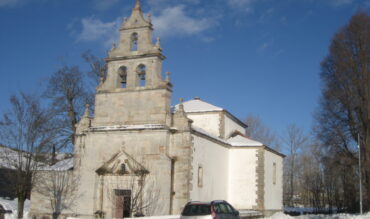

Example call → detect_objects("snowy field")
1 198 370 219
0 198 29 219
267 212 370 219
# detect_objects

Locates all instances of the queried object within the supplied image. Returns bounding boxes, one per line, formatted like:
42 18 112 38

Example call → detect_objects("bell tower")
93 0 172 126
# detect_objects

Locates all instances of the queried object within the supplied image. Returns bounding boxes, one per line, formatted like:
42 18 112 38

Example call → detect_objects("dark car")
180 200 240 219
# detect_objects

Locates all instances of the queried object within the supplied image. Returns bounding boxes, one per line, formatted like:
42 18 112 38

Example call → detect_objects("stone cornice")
105 53 166 62
89 124 170 132
96 85 173 94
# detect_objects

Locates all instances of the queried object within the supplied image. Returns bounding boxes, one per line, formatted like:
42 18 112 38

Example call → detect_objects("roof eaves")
223 110 248 128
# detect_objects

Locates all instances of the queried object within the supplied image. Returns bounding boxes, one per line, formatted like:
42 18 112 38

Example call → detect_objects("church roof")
173 98 247 128
227 135 264 147
191 125 264 148
41 158 74 171
178 98 223 113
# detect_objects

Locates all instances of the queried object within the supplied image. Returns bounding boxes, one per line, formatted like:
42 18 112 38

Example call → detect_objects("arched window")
118 66 127 88
198 165 203 187
120 163 126 174
130 33 138 51
136 64 146 87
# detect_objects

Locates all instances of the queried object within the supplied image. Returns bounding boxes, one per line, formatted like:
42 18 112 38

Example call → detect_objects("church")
30 1 284 218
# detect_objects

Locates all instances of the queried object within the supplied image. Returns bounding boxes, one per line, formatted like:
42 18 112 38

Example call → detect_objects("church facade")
30 1 284 218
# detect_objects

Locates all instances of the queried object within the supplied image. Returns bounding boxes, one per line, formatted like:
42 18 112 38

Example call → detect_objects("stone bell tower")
93 0 172 126
71 1 192 217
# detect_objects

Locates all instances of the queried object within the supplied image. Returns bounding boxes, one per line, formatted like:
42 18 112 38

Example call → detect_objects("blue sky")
0 0 369 138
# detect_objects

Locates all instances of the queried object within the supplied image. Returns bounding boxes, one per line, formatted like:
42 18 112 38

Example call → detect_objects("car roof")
186 200 227 205
186 201 211 205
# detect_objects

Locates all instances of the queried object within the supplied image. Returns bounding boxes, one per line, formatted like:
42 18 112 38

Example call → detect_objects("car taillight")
211 207 216 219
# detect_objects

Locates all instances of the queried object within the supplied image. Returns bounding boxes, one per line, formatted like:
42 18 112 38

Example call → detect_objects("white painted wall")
228 148 258 209
224 114 246 138
264 150 283 210
190 135 229 202
187 113 221 137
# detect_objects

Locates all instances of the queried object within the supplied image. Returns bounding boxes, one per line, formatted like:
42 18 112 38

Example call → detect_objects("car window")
182 204 211 216
225 203 235 214
214 203 230 214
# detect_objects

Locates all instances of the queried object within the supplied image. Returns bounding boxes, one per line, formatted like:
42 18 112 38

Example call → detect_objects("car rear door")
181 204 212 219
224 203 239 219
213 203 233 219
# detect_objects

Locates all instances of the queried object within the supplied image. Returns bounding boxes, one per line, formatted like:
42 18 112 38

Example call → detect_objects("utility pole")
358 133 363 214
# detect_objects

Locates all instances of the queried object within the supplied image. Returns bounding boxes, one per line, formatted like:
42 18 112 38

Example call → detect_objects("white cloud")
74 17 120 48
71 3 217 46
152 5 215 38
93 0 120 11
330 0 354 6
257 39 274 53
0 0 24 7
226 0 255 12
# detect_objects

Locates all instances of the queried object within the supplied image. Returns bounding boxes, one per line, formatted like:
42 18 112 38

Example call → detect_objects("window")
198 165 203 187
214 203 229 214
181 204 211 216
273 162 277 185
136 64 146 87
120 163 126 174
130 33 138 51
118 66 127 88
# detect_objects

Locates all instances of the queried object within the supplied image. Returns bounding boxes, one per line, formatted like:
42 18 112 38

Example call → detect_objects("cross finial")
83 104 90 118
148 13 152 22
165 71 170 82
134 0 141 10
179 98 184 104
156 37 161 48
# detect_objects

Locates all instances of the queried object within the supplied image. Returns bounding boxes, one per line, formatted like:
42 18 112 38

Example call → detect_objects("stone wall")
93 88 172 126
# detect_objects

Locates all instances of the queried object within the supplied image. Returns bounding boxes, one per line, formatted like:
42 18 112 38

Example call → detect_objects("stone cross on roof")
134 0 141 11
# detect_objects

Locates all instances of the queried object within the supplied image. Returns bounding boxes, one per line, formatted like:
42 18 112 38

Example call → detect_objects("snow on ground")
0 198 30 219
266 212 370 219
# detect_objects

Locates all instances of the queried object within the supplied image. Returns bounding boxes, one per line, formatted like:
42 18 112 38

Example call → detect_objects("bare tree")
283 124 308 206
44 65 92 149
33 167 79 219
44 52 106 151
81 50 107 87
245 114 280 151
316 11 370 210
0 93 59 219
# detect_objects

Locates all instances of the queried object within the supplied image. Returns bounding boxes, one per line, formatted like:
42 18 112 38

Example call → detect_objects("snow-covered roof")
191 125 230 145
0 146 44 170
227 135 263 147
191 125 263 148
0 146 16 169
175 98 223 113
40 158 74 171
0 145 73 171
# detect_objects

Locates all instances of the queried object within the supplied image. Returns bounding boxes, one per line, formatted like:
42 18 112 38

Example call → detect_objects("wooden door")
114 189 132 218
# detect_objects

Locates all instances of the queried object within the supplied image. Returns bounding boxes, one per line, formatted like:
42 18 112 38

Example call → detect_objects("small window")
198 165 203 187
273 162 277 185
130 33 138 51
121 163 126 174
118 66 127 88
136 64 146 87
